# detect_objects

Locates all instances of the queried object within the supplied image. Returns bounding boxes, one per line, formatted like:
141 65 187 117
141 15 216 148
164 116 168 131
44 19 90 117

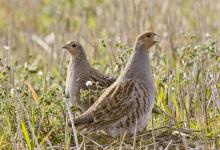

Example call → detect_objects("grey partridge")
73 31 159 137
63 41 116 112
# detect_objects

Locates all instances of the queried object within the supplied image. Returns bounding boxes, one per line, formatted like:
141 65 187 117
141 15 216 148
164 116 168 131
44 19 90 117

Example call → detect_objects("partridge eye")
72 44 77 48
146 34 151 38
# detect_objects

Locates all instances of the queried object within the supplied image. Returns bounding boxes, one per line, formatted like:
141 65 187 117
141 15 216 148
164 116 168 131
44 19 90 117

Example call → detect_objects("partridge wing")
91 79 149 126
91 69 117 88
79 72 116 91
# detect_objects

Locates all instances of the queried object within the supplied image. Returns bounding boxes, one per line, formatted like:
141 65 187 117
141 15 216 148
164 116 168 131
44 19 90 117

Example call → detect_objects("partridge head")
135 31 160 49
62 41 85 57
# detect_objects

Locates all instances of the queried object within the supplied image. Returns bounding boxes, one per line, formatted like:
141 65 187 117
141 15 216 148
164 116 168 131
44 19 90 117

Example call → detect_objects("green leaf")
171 91 180 121
88 15 96 29
31 108 35 149
40 128 54 146
0 15 4 31
21 119 32 150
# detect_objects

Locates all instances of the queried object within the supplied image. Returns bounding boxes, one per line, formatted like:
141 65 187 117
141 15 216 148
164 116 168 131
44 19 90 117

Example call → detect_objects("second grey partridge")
63 41 116 112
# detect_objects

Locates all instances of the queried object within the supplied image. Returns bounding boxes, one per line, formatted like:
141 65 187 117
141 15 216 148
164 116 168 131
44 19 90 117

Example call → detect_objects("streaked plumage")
63 41 116 112
73 31 159 137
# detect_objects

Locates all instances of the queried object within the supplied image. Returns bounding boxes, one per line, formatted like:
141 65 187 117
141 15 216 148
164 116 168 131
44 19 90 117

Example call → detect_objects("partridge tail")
69 112 94 129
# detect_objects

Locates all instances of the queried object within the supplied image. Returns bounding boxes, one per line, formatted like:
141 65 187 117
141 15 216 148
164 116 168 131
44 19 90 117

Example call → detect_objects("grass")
0 0 220 149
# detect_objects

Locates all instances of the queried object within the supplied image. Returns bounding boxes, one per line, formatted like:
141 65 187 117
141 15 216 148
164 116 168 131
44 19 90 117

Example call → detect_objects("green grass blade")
21 119 32 150
39 128 54 146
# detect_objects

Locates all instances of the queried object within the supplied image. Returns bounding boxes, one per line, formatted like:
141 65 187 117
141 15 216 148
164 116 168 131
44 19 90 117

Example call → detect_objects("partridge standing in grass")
63 41 116 112
73 31 159 137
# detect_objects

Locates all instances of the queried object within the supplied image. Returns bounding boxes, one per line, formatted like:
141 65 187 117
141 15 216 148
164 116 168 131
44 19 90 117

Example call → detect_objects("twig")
151 115 157 150
79 133 104 149
119 131 127 150
132 119 137 149
164 140 172 150
64 97 79 150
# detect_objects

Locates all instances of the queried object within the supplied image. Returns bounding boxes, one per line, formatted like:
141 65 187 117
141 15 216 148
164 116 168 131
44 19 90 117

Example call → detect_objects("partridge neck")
119 46 154 90
70 53 91 71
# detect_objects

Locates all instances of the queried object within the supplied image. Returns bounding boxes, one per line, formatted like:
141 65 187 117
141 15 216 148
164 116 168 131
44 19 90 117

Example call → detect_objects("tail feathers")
68 113 94 129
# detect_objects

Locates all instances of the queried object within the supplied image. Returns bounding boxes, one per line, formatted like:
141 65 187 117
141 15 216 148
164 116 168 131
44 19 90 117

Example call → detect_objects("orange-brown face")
62 41 84 56
136 31 160 49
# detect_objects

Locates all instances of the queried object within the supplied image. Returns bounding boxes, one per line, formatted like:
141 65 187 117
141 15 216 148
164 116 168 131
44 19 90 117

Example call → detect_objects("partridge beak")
154 33 160 42
62 44 68 49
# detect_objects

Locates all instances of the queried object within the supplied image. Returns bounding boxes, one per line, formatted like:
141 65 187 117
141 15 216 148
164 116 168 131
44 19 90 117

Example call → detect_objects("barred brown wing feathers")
90 74 116 88
73 79 150 130
79 72 116 91
91 80 146 126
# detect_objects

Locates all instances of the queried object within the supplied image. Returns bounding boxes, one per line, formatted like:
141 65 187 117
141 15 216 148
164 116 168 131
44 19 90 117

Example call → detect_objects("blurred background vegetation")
0 0 220 149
